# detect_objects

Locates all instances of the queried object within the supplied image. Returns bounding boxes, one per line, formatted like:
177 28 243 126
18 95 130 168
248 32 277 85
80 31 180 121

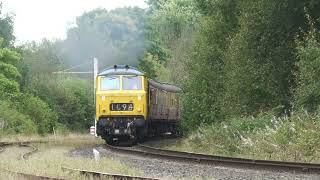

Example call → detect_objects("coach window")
100 76 120 90
122 76 142 90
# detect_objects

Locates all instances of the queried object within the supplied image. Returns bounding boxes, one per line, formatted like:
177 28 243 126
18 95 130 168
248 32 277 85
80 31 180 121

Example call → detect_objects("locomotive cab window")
100 76 120 90
122 76 142 90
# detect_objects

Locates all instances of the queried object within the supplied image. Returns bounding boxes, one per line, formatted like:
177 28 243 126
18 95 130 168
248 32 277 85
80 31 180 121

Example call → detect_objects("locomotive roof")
148 79 182 93
98 65 145 76
98 65 182 92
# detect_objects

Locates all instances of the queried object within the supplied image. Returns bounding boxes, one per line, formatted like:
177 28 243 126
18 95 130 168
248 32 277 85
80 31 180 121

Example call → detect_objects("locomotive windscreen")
101 76 120 90
122 76 142 90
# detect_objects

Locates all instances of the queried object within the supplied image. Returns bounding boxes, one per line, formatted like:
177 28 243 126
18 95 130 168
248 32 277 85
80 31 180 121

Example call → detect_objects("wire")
60 61 92 72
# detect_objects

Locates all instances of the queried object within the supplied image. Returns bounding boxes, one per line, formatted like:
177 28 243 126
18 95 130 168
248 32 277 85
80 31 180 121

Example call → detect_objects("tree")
0 46 22 100
294 18 320 112
59 7 146 70
0 3 15 47
181 0 238 129
222 1 320 116
139 0 200 83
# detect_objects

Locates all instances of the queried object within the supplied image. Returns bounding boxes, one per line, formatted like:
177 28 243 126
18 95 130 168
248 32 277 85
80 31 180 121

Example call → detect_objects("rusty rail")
61 166 159 180
3 170 66 180
20 143 38 160
104 143 320 174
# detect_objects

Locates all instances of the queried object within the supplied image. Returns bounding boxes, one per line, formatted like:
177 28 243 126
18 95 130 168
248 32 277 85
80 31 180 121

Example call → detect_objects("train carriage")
95 65 181 144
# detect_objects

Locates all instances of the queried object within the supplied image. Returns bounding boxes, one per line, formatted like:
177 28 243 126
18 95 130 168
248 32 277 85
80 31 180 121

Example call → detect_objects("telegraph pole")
93 58 98 137
53 58 99 137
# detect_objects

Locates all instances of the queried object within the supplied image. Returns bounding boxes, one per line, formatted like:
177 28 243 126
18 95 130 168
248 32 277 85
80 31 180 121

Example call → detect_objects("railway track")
0 141 64 180
0 145 4 153
0 141 41 160
104 143 320 174
20 142 39 160
4 170 67 180
1 140 158 179
0 140 48 146
61 166 159 180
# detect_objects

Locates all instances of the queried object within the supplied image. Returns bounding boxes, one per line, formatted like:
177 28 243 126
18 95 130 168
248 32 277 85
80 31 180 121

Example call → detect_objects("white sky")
1 0 148 44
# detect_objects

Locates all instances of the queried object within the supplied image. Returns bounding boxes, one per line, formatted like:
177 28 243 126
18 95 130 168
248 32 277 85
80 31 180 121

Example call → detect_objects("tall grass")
170 112 320 163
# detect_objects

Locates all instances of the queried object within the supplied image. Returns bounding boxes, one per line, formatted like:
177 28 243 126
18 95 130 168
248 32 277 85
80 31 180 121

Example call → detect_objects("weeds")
170 112 320 163
0 134 141 179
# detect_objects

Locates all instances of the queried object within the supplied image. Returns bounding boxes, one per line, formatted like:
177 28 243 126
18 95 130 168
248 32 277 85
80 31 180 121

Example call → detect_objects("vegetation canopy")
0 0 320 162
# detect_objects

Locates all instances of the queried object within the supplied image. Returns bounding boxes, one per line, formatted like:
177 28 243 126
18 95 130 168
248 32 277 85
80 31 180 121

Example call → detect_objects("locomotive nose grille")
111 117 133 129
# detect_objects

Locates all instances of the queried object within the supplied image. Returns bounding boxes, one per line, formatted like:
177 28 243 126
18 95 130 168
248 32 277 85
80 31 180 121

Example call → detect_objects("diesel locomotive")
95 65 181 144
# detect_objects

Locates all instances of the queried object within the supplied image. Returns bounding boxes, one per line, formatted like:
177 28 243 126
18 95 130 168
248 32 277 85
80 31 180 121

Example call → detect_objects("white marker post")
93 58 98 137
93 148 100 162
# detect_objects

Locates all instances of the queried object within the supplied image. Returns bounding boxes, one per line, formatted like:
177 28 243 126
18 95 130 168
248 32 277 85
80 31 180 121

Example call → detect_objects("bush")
243 111 320 162
60 78 94 127
27 77 94 131
294 25 320 112
225 113 274 133
174 111 320 162
0 74 19 100
0 100 37 134
178 113 274 155
54 123 70 135
17 94 58 134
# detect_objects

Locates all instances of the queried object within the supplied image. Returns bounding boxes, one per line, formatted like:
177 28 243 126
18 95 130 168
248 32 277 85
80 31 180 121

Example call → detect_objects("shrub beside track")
104 143 320 174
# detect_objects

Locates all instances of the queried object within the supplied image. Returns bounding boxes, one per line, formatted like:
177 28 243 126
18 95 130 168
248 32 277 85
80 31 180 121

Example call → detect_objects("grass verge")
169 112 320 163
0 134 142 179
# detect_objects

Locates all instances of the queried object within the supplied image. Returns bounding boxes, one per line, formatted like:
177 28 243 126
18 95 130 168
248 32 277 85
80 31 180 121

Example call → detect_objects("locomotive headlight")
137 108 142 112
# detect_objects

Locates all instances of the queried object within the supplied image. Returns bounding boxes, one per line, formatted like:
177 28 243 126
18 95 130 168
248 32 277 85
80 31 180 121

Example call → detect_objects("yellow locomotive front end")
95 65 147 144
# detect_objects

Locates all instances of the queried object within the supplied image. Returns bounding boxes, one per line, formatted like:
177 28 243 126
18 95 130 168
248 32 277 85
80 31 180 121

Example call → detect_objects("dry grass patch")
0 133 102 144
0 134 142 179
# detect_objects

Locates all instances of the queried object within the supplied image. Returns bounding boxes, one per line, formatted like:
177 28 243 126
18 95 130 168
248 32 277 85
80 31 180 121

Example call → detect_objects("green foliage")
177 0 320 131
147 0 200 49
138 53 158 79
0 100 37 134
181 1 238 129
20 39 94 133
27 77 94 131
137 53 169 81
178 113 274 156
60 78 94 129
0 62 21 80
0 74 19 100
0 5 62 135
244 112 320 162
0 4 15 47
0 48 22 65
17 94 58 134
294 22 320 112
140 0 320 136
141 0 200 83
0 47 22 100
61 7 146 68
173 112 320 162
222 0 307 116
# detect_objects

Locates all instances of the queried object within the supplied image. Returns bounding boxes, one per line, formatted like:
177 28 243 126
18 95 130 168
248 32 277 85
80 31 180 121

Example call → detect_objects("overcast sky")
1 0 148 44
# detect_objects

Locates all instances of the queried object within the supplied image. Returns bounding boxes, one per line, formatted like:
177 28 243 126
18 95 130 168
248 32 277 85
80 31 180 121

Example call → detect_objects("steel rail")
61 166 159 180
3 169 67 180
137 143 320 169
0 145 4 153
0 140 48 146
104 144 320 174
20 142 38 160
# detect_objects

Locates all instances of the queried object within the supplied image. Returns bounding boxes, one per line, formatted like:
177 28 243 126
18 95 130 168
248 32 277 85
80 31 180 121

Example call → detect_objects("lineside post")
93 58 98 137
